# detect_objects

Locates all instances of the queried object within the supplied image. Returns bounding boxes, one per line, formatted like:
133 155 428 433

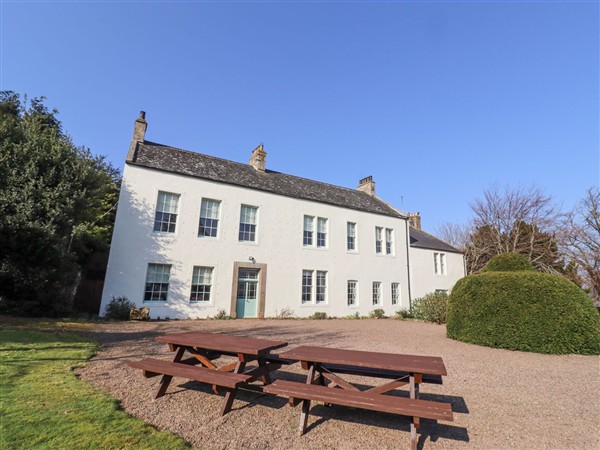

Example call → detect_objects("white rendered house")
100 113 465 319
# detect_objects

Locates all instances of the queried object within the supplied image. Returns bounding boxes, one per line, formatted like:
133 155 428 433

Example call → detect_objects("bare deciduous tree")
436 222 471 251
561 188 600 303
467 185 564 273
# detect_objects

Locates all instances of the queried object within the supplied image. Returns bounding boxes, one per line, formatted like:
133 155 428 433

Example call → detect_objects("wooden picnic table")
130 331 287 416
266 345 452 449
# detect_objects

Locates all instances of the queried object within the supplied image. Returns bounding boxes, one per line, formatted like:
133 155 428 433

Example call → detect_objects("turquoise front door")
236 268 259 318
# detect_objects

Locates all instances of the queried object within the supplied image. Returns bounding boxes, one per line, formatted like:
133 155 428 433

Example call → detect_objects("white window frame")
375 227 383 254
153 191 180 234
385 228 394 255
143 263 171 302
434 252 447 275
347 222 357 251
301 270 328 305
190 266 214 303
239 204 259 243
391 282 400 306
372 281 382 306
303 215 328 249
347 280 358 307
198 198 221 238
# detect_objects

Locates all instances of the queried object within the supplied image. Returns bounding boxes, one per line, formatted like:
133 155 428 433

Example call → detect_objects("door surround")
230 261 267 319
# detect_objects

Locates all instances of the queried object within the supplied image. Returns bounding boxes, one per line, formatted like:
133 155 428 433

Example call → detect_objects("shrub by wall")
483 253 534 272
447 272 600 354
411 292 448 324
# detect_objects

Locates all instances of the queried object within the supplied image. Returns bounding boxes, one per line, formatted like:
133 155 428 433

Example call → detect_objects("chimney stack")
357 176 376 196
249 144 267 172
408 212 421 230
126 111 147 162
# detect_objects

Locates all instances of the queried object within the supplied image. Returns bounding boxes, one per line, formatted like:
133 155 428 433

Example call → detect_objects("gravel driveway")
77 319 600 449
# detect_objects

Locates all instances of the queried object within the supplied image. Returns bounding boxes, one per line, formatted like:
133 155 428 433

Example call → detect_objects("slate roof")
129 141 405 219
409 227 463 253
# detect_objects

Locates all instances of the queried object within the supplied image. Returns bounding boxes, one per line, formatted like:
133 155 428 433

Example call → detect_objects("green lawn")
0 324 191 449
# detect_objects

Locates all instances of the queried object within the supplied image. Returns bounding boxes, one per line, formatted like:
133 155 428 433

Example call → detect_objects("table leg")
299 364 316 435
154 346 186 399
257 357 271 385
409 373 420 400
221 359 246 416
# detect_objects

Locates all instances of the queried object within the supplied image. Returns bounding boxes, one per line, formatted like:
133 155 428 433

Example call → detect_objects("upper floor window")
303 215 314 246
198 199 221 237
385 228 394 255
153 191 179 233
239 205 258 242
317 218 327 247
347 222 356 251
375 227 383 254
302 270 328 304
372 281 381 306
303 215 328 248
190 266 213 302
144 263 171 302
434 252 447 275
347 280 358 306
391 282 400 305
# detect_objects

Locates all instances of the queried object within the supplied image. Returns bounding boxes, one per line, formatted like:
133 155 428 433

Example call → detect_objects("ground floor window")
144 263 171 301
347 280 358 306
190 266 213 302
391 282 400 305
372 281 381 306
302 270 327 304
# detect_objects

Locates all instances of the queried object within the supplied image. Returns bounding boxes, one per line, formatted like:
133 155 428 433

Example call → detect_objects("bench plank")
264 380 453 422
128 359 251 389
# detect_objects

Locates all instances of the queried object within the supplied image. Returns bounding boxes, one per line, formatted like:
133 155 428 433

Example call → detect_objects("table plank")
279 346 447 375
156 331 288 356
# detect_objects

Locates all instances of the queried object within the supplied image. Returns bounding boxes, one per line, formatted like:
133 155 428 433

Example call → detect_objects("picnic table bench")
129 331 287 416
264 345 453 450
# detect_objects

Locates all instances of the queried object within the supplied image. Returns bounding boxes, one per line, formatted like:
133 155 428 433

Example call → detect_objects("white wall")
100 164 411 319
408 247 465 300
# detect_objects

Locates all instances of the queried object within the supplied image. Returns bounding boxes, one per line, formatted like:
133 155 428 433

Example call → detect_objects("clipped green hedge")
483 253 534 272
447 271 600 354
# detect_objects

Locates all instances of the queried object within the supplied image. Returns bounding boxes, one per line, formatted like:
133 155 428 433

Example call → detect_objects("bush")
483 253 534 272
447 271 600 354
308 312 327 320
395 309 414 320
411 292 448 324
369 308 386 319
213 309 232 320
104 296 135 320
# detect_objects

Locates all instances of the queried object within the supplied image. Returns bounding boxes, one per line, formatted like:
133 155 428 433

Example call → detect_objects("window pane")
385 228 393 255
316 218 327 247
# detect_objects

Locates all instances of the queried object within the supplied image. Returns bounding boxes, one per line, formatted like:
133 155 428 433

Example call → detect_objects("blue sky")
2 1 598 232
